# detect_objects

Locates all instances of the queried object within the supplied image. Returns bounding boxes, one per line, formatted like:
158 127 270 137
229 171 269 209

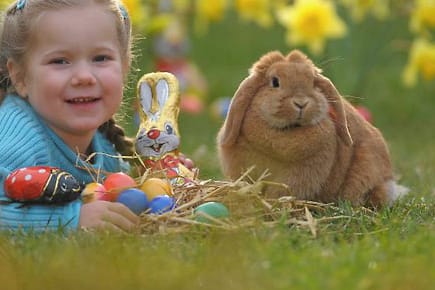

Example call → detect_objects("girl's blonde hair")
0 0 135 157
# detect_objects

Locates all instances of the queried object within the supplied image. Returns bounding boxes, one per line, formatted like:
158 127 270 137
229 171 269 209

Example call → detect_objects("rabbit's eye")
165 123 173 135
271 77 280 88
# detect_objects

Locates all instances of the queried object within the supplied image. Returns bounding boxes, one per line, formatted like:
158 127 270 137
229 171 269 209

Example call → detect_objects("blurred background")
2 0 434 194
122 0 435 196
0 3 433 288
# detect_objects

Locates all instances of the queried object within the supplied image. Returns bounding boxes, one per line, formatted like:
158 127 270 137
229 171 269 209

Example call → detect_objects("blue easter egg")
149 195 175 214
116 188 149 215
219 97 231 118
210 97 231 120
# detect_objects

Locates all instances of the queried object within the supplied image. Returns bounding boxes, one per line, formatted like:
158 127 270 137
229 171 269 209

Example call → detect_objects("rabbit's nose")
147 129 160 140
293 100 309 110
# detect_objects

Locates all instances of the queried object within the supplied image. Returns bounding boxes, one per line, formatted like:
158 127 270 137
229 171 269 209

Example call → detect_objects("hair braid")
0 69 11 103
99 118 135 158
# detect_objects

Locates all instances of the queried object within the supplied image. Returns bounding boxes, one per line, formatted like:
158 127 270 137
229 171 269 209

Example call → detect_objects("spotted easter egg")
4 166 82 203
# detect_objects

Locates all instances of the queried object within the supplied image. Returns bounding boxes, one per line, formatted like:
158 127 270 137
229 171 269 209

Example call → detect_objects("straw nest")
137 168 364 236
80 154 374 236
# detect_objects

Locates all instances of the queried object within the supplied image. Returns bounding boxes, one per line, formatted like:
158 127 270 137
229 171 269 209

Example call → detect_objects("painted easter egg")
4 166 82 203
81 182 110 203
116 188 149 215
103 172 137 201
194 202 229 223
180 94 204 114
140 178 173 201
210 97 231 120
148 195 175 214
354 105 373 123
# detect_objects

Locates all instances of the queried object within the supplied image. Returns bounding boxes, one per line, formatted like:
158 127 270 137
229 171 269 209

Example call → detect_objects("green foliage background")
1 9 434 290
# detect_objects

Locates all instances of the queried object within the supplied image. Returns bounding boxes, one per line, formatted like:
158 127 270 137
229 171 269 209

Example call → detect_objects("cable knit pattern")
0 95 125 232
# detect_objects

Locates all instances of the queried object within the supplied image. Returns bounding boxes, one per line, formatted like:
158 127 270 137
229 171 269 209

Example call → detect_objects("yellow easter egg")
140 178 173 200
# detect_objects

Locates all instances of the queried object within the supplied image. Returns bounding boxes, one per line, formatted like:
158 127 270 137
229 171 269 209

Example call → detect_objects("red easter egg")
180 95 204 114
354 105 373 123
103 172 137 201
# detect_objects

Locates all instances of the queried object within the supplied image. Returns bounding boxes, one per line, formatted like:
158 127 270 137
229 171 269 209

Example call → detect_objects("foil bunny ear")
136 72 181 137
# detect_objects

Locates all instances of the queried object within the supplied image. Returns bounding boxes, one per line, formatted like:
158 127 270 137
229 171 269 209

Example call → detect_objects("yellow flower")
235 0 273 27
402 38 435 87
410 0 435 35
172 0 191 14
340 0 390 22
121 0 149 32
0 0 11 10
194 0 229 34
277 0 347 55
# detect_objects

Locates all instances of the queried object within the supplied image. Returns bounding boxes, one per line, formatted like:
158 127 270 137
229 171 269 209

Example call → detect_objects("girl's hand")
79 200 140 232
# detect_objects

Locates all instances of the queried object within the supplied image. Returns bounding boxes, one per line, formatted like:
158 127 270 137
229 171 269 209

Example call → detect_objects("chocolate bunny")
135 72 194 184
217 50 407 207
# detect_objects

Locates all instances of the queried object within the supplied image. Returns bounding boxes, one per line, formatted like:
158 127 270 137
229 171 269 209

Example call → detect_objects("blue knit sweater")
0 95 126 232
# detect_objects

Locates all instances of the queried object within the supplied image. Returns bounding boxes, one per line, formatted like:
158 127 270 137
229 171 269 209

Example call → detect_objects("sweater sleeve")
0 188 82 232
0 96 82 232
0 155 82 232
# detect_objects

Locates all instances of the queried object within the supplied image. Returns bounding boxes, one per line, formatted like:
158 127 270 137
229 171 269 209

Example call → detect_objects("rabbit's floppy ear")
220 51 285 147
219 74 261 147
314 74 353 146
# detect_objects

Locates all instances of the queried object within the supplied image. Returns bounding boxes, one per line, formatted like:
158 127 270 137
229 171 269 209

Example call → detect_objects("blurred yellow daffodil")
340 0 390 22
0 0 11 10
171 0 191 14
277 0 347 55
409 0 435 35
235 0 273 27
402 38 435 87
121 0 149 32
195 0 229 34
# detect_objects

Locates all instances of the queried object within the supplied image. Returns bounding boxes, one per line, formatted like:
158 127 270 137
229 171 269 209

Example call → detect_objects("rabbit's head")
219 50 352 147
135 72 181 159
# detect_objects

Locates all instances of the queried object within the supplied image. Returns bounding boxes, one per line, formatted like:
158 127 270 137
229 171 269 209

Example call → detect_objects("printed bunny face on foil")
135 72 181 159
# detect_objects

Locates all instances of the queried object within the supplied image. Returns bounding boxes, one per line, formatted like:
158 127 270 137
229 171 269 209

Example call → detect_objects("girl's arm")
1 167 138 232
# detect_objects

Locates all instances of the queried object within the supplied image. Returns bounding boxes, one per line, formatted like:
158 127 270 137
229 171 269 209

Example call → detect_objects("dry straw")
77 154 370 236
137 167 363 237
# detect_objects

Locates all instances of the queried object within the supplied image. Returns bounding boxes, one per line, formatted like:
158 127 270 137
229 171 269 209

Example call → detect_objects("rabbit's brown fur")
217 50 400 207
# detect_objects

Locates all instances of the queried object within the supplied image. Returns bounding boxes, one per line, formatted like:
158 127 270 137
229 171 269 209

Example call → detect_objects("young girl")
0 0 140 232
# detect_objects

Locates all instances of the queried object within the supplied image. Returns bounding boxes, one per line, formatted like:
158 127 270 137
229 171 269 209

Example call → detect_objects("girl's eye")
94 55 111 62
49 58 68 65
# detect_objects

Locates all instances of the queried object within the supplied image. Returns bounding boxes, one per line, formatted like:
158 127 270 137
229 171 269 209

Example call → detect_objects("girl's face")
11 5 126 153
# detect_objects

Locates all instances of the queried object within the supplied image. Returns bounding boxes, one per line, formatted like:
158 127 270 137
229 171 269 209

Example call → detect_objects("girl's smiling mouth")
66 97 100 104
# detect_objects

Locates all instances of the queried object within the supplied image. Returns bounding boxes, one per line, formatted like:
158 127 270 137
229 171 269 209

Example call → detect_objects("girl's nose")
71 63 97 86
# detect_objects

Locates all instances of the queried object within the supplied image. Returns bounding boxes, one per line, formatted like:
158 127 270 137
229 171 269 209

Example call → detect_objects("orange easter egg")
103 172 137 201
81 182 110 203
140 178 173 201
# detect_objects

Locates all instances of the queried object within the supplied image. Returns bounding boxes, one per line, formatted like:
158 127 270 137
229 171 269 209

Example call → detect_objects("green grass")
1 12 435 290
